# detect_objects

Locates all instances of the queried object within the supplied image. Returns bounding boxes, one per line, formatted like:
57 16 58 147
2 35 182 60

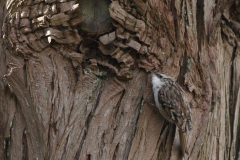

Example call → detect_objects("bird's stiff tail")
179 129 188 155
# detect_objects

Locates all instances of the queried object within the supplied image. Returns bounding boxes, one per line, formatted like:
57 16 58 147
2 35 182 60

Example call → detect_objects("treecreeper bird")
151 71 192 155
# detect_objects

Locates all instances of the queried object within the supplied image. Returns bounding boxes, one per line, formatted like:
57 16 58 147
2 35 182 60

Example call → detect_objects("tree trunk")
0 0 239 159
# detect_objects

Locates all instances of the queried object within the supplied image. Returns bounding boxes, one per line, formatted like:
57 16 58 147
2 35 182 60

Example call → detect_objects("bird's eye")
159 75 163 78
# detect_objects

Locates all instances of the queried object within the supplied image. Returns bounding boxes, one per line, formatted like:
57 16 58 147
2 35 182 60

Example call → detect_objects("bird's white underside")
152 75 166 109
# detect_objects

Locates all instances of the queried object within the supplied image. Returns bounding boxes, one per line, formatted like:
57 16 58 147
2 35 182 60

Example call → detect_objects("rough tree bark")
0 0 239 160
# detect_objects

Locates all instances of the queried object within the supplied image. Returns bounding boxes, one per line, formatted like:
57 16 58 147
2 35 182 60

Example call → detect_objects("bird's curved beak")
150 70 157 75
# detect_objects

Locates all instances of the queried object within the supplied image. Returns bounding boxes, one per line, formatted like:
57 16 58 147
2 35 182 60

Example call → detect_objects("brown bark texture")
0 0 240 159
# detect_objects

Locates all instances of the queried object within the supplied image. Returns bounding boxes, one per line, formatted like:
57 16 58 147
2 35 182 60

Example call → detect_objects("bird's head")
150 70 175 81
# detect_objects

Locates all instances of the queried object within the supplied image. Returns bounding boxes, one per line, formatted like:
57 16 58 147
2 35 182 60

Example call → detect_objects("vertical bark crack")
196 0 205 51
229 46 237 126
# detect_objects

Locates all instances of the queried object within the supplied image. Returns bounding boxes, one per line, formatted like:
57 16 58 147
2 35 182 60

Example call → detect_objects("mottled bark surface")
0 0 240 160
